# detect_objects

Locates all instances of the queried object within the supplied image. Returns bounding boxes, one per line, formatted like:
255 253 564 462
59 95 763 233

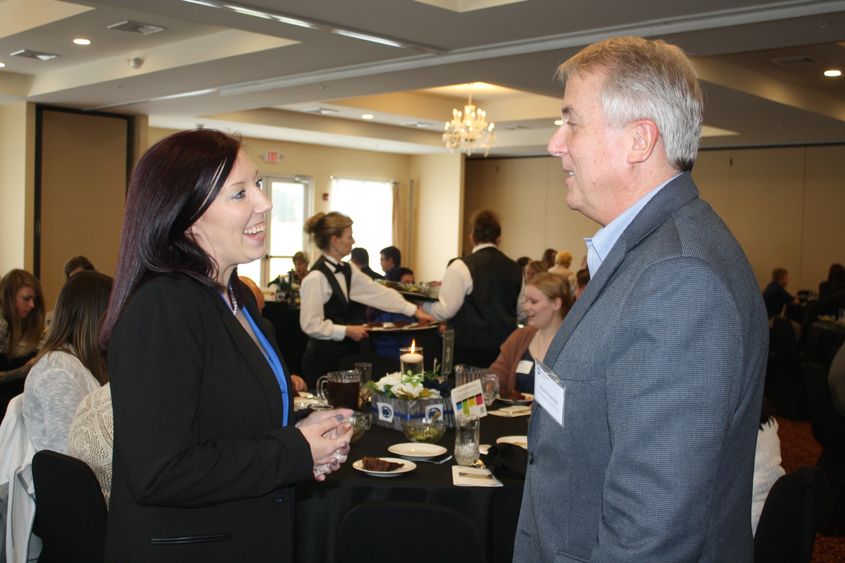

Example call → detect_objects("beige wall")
409 153 464 281
465 146 845 291
39 110 128 308
465 157 599 266
0 102 35 274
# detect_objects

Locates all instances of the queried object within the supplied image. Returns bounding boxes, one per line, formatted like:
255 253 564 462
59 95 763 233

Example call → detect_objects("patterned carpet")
775 416 845 562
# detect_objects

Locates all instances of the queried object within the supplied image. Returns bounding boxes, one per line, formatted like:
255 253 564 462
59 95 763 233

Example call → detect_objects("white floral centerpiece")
368 363 455 430
372 370 441 400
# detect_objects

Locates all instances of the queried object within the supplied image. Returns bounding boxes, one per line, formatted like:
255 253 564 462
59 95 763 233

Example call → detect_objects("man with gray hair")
515 36 768 561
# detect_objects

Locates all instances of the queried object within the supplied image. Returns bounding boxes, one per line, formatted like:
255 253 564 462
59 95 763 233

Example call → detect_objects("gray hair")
556 36 703 171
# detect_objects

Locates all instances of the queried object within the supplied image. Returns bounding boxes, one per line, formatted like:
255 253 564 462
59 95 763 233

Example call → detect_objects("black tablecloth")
803 321 845 368
295 411 528 563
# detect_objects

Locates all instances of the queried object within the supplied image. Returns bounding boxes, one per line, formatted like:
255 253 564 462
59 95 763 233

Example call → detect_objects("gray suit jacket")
514 173 768 562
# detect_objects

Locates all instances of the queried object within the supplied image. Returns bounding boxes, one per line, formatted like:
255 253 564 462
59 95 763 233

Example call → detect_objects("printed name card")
450 379 487 420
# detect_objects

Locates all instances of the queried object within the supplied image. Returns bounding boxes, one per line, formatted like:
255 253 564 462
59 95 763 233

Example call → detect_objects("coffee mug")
317 370 361 410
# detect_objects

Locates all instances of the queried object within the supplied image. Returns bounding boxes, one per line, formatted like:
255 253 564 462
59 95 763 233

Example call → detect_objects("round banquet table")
294 410 529 563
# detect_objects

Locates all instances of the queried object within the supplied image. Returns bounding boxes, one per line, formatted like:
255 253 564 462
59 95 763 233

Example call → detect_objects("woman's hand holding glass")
296 408 354 481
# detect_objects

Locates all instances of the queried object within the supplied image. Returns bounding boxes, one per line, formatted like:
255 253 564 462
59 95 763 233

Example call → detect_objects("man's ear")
627 120 659 164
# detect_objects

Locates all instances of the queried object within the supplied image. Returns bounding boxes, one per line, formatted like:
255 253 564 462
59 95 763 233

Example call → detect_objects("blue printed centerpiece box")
366 369 455 430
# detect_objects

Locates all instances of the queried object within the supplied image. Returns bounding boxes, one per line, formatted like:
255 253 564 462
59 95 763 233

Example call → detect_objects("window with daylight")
330 177 394 265
238 176 311 285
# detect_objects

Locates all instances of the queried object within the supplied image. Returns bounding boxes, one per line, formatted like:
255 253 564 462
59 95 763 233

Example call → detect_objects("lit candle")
400 340 424 373
400 352 423 364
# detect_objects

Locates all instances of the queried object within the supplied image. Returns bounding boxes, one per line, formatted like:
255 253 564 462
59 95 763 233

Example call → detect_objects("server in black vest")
423 209 524 367
300 212 432 386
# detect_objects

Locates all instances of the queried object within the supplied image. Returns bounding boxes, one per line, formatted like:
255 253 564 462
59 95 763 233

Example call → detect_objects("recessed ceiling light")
10 49 59 61
361 113 374 120
824 69 842 77
73 38 92 46
554 119 562 126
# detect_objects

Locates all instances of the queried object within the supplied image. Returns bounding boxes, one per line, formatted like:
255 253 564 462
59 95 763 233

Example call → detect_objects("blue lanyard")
242 308 290 427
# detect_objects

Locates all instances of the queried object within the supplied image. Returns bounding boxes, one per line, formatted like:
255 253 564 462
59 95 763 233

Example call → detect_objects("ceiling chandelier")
442 84 495 156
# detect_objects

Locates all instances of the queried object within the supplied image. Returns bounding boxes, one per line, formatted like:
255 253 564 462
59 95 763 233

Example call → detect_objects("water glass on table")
454 415 480 466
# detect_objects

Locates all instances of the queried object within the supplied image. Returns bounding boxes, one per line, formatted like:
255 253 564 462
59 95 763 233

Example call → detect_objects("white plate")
496 435 528 449
353 457 417 477
498 392 533 405
388 442 448 459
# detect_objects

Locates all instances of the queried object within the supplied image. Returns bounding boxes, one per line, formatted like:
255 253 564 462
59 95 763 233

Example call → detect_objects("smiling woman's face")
523 284 562 329
190 151 272 283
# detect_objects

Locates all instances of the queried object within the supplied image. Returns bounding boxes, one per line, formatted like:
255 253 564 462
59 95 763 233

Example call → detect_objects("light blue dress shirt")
584 174 681 277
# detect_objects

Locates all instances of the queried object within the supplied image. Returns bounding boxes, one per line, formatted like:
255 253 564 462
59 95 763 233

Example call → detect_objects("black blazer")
105 273 312 563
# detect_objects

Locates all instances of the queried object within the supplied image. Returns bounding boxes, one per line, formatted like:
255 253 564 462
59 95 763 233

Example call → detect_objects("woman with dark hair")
489 272 573 397
100 129 352 563
299 211 431 385
22 271 112 454
820 263 845 301
0 269 45 369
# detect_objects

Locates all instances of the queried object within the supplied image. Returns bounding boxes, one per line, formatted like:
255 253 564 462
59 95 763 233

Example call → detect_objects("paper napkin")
451 465 503 487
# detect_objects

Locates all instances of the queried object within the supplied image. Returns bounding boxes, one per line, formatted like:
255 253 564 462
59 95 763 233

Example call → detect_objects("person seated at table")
516 256 531 270
541 248 557 271
300 212 432 387
523 260 547 284
763 267 797 318
0 269 45 368
368 268 418 360
22 271 112 454
0 270 46 393
574 268 590 301
350 248 383 280
489 273 572 396
820 264 845 301
68 381 114 506
289 251 310 285
548 249 576 290
380 246 402 281
752 399 785 535
63 255 96 279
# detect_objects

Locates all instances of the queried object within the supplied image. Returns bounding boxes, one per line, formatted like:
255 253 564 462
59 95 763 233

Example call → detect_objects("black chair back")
335 501 485 563
754 467 828 563
32 450 107 563
768 317 808 419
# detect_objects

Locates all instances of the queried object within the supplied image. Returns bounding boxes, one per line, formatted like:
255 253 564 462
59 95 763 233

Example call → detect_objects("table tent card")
450 379 487 420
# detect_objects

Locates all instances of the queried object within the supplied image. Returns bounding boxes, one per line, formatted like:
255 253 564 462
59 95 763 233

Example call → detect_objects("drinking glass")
316 370 361 410
480 372 500 407
454 415 480 466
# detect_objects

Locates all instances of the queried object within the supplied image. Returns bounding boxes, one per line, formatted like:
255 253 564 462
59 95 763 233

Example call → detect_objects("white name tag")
534 360 565 428
516 360 533 374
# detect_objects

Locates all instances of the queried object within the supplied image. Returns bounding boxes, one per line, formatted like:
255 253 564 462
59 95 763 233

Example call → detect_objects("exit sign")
261 151 282 164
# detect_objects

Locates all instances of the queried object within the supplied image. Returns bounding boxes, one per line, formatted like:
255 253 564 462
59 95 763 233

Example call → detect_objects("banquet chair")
754 467 828 563
31 450 107 563
335 501 485 563
768 317 808 420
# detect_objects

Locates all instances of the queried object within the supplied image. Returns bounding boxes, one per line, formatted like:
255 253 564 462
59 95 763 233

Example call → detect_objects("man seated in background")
763 267 797 318
380 246 402 281
350 248 383 280
423 209 524 367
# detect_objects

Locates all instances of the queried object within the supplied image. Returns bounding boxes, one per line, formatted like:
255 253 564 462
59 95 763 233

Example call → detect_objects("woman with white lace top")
22 271 112 454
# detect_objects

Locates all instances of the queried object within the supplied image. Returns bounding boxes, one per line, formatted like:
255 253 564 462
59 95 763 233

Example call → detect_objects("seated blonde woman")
489 273 572 397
